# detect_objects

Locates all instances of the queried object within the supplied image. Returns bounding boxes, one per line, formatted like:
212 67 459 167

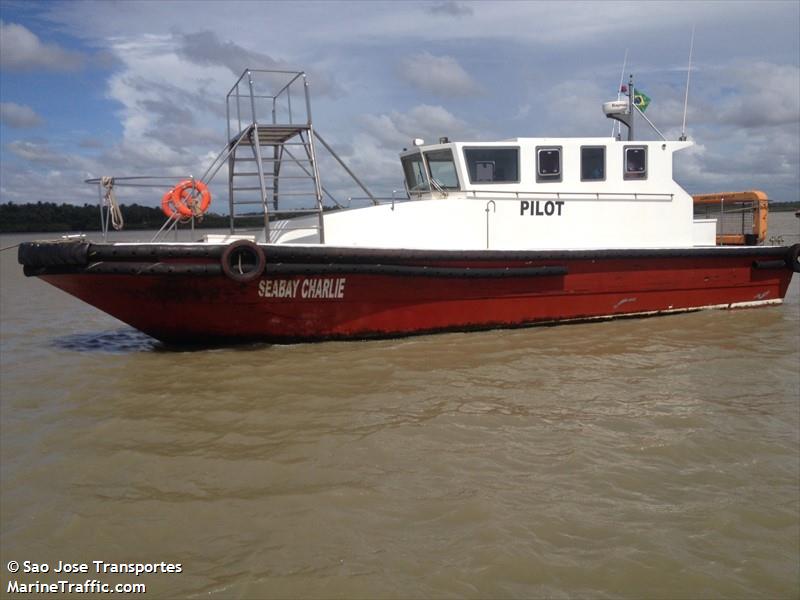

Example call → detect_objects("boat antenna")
679 25 695 141
613 49 629 138
634 104 667 140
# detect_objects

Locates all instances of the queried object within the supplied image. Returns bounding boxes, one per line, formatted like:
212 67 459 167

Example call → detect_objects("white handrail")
464 189 673 201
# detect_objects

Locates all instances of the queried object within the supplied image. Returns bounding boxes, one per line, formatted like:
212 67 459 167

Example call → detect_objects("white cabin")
267 136 714 250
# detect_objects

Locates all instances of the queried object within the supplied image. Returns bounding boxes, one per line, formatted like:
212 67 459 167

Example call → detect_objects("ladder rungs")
232 173 318 179
229 215 318 224
231 124 310 138
271 192 319 197
230 205 324 211
233 157 312 163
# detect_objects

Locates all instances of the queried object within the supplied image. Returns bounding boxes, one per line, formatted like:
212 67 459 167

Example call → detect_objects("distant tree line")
0 202 252 233
771 200 800 212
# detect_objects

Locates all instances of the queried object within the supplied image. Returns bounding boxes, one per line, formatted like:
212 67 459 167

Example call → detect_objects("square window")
537 147 561 182
464 148 519 183
625 146 647 179
581 146 605 181
401 154 428 191
424 149 460 189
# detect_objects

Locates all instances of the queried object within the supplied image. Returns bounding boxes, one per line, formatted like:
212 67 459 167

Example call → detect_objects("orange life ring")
162 180 211 218
160 189 181 218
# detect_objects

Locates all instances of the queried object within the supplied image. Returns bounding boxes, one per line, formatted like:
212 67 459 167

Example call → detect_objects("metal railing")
693 193 768 245
223 69 379 242
85 175 202 242
226 69 311 141
348 188 674 210
463 189 674 201
83 70 380 244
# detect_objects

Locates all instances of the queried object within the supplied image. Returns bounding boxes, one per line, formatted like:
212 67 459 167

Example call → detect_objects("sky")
1 0 798 213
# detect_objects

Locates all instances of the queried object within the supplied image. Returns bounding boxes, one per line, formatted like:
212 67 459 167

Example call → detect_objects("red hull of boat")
38 254 793 344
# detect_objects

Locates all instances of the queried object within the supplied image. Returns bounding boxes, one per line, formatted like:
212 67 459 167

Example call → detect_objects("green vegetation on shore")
0 202 277 233
769 200 800 212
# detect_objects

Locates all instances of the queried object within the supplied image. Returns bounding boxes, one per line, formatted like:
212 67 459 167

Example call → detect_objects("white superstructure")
87 69 719 251
270 137 713 250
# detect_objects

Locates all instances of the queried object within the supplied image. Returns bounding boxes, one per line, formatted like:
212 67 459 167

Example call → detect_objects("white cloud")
0 21 84 71
427 1 473 17
307 104 480 201
398 53 482 97
0 102 44 128
315 104 482 199
0 1 796 209
361 104 477 149
8 140 67 165
103 35 227 167
513 103 532 120
173 30 339 97
714 62 800 129
534 79 614 137
6 140 98 173
674 124 800 199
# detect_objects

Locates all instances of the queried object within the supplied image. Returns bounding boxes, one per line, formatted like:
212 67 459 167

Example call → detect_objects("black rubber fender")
220 240 266 283
264 263 568 278
17 240 89 267
787 244 800 273
751 259 785 270
88 243 226 261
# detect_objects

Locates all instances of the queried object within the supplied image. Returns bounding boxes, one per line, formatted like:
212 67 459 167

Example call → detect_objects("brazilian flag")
633 90 651 112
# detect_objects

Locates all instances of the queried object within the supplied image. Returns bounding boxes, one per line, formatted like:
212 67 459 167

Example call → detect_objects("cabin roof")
400 138 692 158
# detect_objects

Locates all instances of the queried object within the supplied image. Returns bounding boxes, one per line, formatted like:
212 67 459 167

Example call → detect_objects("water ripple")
51 327 161 353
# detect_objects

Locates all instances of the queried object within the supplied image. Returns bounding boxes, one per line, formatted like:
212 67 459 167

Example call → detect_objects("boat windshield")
402 153 429 192
424 149 460 190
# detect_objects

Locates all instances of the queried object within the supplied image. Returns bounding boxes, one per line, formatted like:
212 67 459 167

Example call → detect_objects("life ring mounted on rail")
161 189 183 220
220 240 266 283
160 179 212 219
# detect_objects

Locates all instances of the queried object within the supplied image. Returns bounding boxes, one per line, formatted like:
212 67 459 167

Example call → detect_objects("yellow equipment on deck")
693 190 768 245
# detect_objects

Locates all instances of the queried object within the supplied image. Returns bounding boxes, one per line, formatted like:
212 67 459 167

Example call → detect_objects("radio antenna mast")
613 48 629 138
680 25 695 141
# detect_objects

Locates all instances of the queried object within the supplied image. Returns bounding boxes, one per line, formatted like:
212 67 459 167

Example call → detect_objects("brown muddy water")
1 214 799 599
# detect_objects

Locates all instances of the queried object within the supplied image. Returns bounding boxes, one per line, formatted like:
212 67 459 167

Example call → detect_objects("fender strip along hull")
19 241 797 344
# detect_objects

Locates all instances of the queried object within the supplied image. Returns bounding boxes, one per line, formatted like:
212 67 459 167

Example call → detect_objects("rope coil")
101 176 124 231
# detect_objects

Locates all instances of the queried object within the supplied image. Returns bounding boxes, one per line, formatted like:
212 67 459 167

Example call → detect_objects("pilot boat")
18 69 799 344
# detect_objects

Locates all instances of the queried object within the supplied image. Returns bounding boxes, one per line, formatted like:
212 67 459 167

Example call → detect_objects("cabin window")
463 147 519 183
424 149 460 189
624 146 647 180
536 147 562 182
581 146 605 181
402 153 429 192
